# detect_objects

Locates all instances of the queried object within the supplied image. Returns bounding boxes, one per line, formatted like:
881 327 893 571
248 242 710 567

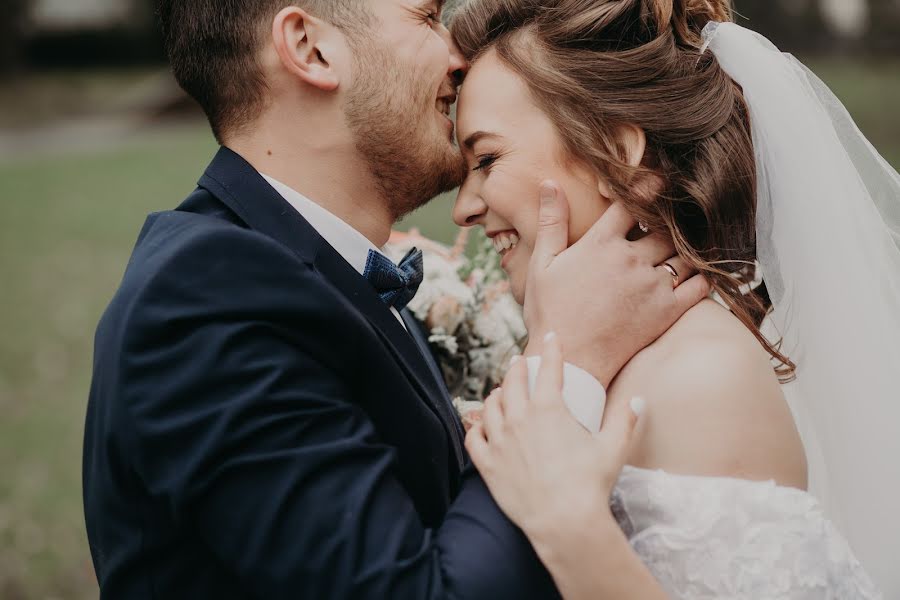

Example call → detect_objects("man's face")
344 0 468 220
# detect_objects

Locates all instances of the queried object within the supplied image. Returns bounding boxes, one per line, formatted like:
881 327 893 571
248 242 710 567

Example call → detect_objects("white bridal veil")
703 22 900 596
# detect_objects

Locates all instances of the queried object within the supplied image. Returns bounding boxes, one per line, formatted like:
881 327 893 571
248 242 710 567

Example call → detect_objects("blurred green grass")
0 58 898 599
0 123 460 599
806 58 900 167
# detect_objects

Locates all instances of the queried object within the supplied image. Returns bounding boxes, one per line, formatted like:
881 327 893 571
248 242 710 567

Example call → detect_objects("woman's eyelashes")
472 153 499 172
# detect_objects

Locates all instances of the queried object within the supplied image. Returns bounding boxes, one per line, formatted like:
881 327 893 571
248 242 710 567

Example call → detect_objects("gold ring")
662 262 679 288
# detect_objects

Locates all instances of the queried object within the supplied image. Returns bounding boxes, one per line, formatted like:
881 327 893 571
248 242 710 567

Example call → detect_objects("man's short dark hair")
157 1 369 142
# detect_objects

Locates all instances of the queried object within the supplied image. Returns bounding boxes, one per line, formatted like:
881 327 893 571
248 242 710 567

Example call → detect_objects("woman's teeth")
492 232 519 255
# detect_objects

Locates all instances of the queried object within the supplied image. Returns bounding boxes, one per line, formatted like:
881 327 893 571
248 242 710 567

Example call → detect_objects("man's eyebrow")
463 131 502 149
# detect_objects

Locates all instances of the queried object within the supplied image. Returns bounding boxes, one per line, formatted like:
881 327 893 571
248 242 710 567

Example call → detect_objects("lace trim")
612 467 882 599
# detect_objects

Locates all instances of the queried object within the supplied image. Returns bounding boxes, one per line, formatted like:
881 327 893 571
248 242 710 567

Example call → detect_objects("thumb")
593 396 644 465
531 180 570 270
673 274 712 318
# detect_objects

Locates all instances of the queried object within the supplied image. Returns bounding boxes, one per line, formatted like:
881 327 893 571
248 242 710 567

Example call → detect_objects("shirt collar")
260 174 382 275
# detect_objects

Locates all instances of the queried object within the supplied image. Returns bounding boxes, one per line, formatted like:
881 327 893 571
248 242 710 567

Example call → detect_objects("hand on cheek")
522 181 711 386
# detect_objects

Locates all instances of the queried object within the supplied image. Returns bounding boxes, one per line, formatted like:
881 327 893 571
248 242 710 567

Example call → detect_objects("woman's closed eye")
473 154 498 172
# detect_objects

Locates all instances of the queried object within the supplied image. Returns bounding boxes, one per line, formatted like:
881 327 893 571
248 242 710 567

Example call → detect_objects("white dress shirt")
261 174 607 431
261 174 406 328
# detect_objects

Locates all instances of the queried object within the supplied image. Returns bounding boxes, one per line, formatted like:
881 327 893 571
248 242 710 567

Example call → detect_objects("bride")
448 0 900 597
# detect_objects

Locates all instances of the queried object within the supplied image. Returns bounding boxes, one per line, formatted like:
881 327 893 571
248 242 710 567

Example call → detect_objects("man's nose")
452 184 487 227
439 25 469 85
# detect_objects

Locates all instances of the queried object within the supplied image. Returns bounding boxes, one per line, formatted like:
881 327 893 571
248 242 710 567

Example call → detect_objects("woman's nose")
453 184 487 228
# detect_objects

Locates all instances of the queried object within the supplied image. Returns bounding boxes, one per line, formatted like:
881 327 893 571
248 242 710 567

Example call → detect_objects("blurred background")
0 1 898 598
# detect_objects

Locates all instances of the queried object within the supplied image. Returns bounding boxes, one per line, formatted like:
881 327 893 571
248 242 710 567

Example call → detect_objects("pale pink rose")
427 296 466 334
388 229 456 260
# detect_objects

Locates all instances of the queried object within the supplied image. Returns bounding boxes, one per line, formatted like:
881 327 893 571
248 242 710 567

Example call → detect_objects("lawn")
806 57 900 167
0 123 460 599
1 58 897 599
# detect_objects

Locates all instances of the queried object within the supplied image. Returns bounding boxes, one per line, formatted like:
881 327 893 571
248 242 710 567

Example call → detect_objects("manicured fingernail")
510 355 521 365
630 396 646 417
540 181 556 203
543 331 556 343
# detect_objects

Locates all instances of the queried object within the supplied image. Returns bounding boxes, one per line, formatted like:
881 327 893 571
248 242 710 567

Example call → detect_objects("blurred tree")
735 0 900 54
24 0 164 68
0 0 29 73
736 1 795 50
869 0 900 54
733 0 835 53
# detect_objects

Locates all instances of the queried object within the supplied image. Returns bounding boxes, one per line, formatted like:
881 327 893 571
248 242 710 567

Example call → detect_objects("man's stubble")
344 36 467 222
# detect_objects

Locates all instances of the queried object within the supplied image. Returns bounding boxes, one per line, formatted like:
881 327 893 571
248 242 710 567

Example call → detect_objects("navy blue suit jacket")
83 147 561 599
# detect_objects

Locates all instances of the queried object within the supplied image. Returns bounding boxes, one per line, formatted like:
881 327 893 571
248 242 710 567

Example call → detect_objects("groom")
83 1 704 598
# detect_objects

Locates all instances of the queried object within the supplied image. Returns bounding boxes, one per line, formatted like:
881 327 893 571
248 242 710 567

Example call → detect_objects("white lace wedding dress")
609 466 882 599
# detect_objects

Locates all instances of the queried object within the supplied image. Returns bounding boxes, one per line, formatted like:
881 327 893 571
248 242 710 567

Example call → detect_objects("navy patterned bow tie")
363 247 424 311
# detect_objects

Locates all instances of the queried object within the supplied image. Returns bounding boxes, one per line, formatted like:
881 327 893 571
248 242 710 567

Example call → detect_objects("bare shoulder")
607 299 807 489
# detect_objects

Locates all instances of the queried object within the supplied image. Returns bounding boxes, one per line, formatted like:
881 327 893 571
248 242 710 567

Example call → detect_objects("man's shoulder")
133 207 289 267
102 208 334 338
132 206 313 283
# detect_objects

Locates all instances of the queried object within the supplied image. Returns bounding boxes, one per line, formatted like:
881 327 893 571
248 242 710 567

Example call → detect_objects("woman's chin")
510 279 526 306
499 246 529 306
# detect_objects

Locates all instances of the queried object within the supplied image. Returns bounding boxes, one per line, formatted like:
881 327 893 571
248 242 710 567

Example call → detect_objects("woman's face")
453 50 611 303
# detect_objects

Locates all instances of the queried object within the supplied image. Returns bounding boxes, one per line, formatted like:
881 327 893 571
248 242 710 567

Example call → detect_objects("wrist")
528 508 624 582
529 511 670 600
523 491 614 554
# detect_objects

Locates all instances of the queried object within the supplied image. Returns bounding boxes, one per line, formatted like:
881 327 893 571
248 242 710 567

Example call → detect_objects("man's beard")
344 38 467 222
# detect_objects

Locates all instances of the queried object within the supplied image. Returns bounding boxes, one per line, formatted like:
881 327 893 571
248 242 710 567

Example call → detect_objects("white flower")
427 296 466 335
385 229 526 407
428 331 459 355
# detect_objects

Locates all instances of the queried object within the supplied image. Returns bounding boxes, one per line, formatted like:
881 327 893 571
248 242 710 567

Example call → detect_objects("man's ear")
272 7 340 92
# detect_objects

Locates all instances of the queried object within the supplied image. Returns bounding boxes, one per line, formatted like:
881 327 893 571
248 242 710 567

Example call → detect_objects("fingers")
465 422 489 469
582 202 636 243
531 181 571 271
534 332 563 407
659 255 696 286
633 232 676 266
672 273 711 314
595 396 645 466
461 408 483 433
501 357 530 422
482 387 504 442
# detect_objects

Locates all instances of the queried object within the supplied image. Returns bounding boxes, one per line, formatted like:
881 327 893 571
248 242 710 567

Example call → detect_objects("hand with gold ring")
466 333 671 600
657 256 695 289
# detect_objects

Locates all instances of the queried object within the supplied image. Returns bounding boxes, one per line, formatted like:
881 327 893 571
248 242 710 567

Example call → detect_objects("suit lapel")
197 147 320 265
197 147 465 469
402 310 465 440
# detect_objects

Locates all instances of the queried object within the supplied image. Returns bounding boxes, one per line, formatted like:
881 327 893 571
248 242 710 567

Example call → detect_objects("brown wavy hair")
450 0 795 380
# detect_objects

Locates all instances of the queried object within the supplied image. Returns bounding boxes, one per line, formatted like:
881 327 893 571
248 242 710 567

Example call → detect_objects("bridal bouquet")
385 228 526 428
